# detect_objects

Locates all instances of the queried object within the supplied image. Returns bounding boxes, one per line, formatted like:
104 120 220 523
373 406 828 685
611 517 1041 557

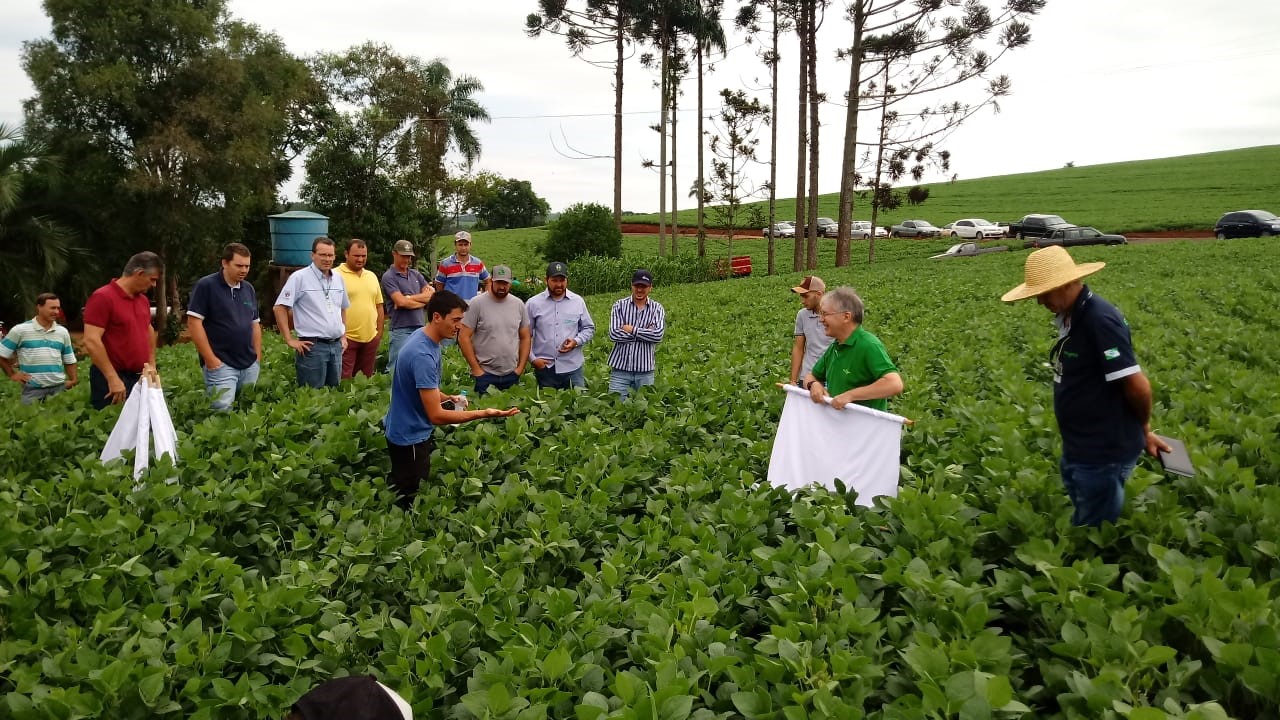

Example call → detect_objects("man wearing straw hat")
1002 246 1169 527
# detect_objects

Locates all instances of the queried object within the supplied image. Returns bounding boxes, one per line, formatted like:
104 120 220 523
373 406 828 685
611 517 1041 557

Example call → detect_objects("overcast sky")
2 1 1278 215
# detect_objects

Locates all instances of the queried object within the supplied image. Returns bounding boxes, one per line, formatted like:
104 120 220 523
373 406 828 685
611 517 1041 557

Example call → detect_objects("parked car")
1214 210 1280 239
944 218 1005 240
931 242 1009 259
1024 226 1127 249
889 220 942 238
814 217 839 237
1009 214 1072 240
851 220 888 239
763 221 795 238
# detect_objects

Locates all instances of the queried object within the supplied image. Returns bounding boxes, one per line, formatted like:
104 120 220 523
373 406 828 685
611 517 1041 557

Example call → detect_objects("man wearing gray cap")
607 268 665 399
459 264 531 393
434 230 490 299
381 240 433 373
525 261 595 389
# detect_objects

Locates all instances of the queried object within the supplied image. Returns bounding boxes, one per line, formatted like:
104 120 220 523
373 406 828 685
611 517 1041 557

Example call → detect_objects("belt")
298 336 342 343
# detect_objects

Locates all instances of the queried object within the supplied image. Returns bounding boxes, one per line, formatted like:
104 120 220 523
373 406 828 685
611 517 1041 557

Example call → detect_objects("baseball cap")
546 261 568 278
492 265 513 282
290 675 413 720
454 231 472 243
632 269 654 286
791 275 825 294
392 240 415 256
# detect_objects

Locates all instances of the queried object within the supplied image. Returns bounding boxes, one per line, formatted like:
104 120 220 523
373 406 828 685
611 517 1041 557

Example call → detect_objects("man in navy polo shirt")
1002 246 1170 527
381 239 433 372
187 243 262 410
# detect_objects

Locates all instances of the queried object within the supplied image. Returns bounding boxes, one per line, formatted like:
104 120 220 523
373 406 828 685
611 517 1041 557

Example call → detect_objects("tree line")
2 0 1045 330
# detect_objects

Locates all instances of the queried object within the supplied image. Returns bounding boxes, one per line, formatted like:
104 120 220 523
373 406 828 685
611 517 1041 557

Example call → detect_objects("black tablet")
1155 435 1195 477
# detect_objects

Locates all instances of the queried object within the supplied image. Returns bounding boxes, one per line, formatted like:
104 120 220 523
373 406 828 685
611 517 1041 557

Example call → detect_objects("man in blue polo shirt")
188 243 262 410
1002 246 1170 527
384 290 519 509
273 237 350 388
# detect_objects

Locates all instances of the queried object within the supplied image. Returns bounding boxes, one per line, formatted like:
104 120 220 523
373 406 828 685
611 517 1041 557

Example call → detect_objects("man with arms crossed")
802 286 904 412
1002 246 1169 527
789 275 832 386
384 290 519 509
273 237 350 388
381 240 433 372
459 265 530 394
187 243 261 410
525 261 595 389
0 293 78 405
336 238 385 379
83 251 162 408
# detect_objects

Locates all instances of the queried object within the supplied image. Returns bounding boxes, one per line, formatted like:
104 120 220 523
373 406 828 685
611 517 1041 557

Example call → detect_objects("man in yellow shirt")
337 239 385 378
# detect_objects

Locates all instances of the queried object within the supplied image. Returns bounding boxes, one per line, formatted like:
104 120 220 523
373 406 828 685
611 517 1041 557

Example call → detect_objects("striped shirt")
435 254 490 299
0 319 77 388
607 297 666 373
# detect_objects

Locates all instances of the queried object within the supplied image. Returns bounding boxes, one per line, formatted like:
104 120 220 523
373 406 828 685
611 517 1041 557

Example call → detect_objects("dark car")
1214 210 1280 239
1009 214 1073 240
1024 226 1127 249
889 220 941 238
814 217 839 237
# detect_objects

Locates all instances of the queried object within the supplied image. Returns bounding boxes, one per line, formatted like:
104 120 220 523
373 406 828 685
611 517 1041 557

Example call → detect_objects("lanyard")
313 266 334 302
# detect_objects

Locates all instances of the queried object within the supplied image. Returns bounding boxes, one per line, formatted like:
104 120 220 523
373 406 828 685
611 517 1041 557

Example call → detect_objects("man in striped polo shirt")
434 231 490 299
607 269 666 399
0 293 79 405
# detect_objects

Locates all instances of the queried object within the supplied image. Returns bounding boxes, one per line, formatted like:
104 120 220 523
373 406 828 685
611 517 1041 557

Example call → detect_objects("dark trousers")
386 437 436 509
474 371 520 394
341 338 379 379
89 366 142 410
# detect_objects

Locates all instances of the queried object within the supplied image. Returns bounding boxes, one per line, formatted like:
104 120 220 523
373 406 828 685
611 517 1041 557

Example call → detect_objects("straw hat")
1001 246 1105 302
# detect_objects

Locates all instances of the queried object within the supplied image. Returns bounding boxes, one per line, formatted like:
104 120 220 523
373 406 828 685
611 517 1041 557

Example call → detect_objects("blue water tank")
268 211 329 267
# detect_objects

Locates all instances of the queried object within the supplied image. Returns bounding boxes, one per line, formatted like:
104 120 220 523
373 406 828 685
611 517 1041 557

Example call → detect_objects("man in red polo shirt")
83 251 163 409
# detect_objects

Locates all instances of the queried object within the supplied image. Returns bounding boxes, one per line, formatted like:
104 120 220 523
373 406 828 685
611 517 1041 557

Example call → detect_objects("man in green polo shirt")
801 286 903 411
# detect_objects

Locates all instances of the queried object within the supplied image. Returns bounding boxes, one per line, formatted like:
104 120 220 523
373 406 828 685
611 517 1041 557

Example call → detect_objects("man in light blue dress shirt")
524 261 594 389
273 237 350 388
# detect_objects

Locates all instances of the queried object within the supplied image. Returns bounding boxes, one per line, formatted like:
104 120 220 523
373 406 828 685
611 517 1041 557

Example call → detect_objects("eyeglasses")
818 310 848 318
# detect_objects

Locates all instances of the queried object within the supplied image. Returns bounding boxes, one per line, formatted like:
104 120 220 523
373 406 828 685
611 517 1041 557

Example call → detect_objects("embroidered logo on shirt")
1103 347 1120 360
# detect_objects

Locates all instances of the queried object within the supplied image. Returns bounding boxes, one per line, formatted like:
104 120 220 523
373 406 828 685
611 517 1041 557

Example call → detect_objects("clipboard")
1154 435 1195 477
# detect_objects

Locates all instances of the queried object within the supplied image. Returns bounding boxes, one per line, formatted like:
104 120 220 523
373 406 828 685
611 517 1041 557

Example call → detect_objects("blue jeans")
534 365 585 390
21 384 66 405
608 369 655 399
474 371 521 394
295 339 342 388
1060 456 1138 527
386 327 421 373
203 361 260 411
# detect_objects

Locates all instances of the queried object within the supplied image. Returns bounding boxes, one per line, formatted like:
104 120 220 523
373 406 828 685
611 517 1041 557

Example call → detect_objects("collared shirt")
0 318 76 388
187 271 259 369
275 263 349 339
336 263 385 343
382 266 429 329
436 254 490 299
525 289 595 375
83 278 152 373
384 329 441 446
1052 285 1145 463
794 309 833 380
811 325 899 411
462 292 528 375
607 296 666 373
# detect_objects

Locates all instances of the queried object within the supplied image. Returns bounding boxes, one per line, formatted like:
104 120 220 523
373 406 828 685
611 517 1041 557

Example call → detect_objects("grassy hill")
626 145 1280 233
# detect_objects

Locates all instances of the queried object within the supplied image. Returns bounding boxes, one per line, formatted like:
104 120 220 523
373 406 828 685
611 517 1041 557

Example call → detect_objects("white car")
763 221 795 238
851 221 888 239
946 218 1005 239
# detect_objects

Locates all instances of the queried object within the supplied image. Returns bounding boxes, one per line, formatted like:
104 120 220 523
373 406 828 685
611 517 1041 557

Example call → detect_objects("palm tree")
0 123 90 315
409 59 490 201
